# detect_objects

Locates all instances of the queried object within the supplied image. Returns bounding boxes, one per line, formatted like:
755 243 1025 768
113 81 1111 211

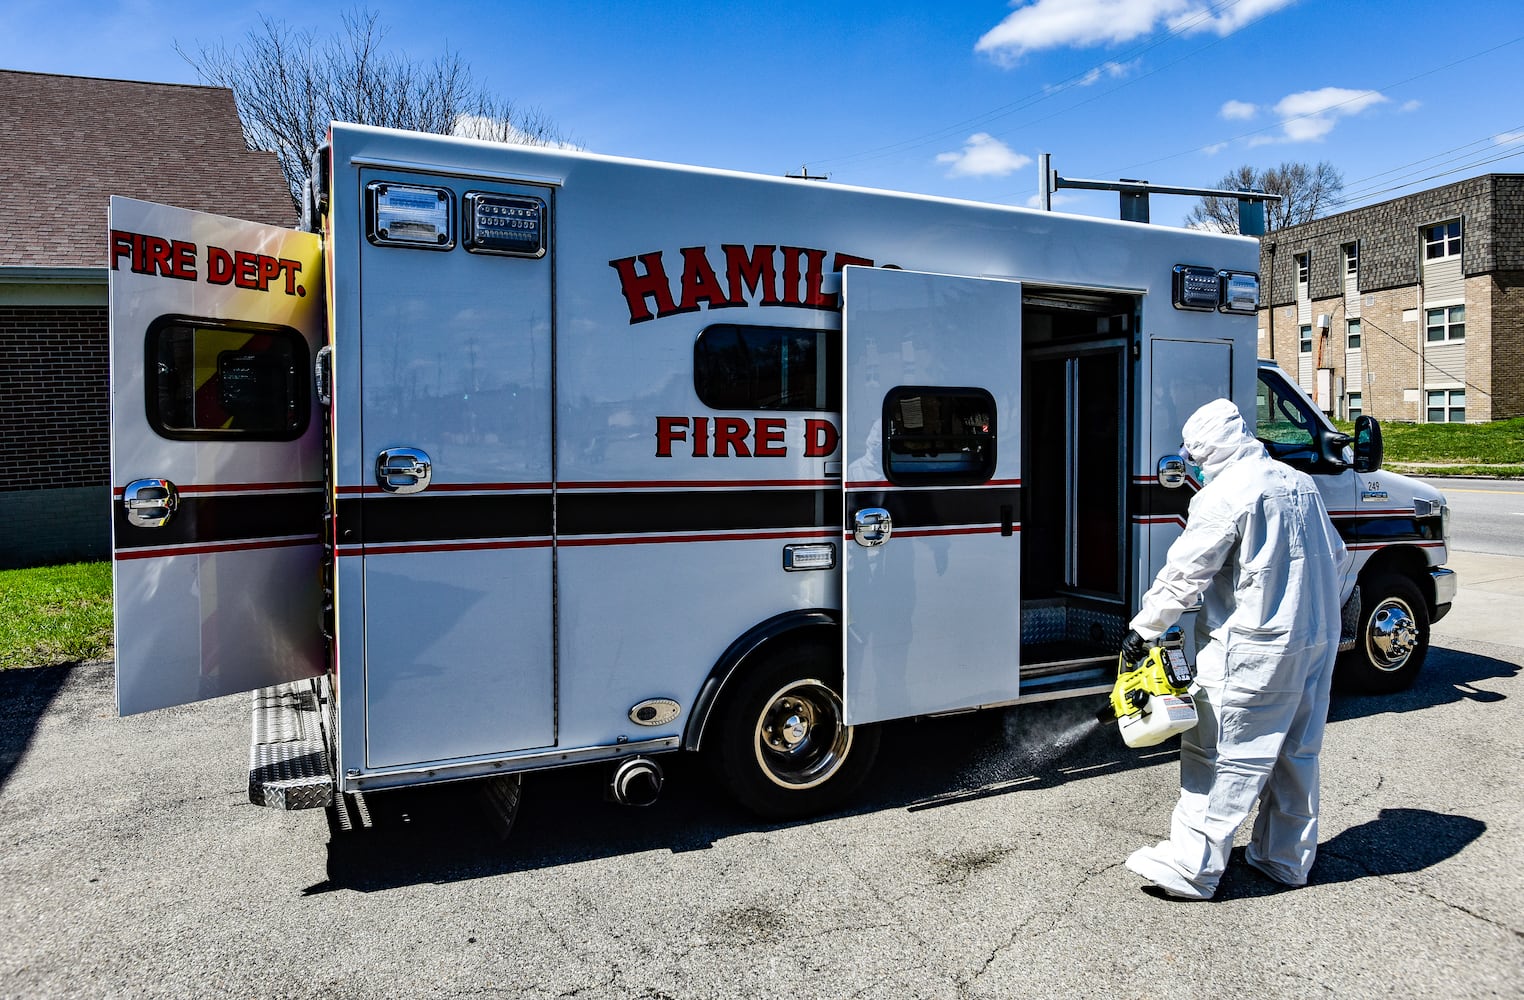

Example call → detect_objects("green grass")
0 561 114 669
1333 416 1524 477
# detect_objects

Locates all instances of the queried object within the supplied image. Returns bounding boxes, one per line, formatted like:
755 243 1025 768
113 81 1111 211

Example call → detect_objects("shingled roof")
0 70 297 268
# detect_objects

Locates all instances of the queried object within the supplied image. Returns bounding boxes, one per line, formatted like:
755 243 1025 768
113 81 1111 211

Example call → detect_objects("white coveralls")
1125 398 1347 899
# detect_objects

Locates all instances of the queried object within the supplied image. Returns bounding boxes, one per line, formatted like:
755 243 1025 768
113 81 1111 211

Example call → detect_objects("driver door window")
1255 373 1318 462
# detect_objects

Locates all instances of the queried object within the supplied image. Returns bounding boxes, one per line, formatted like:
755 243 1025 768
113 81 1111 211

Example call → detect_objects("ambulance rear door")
841 266 1023 725
108 197 326 715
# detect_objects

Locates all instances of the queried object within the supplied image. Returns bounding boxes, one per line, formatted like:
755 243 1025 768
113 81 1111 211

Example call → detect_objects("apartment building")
1257 173 1524 423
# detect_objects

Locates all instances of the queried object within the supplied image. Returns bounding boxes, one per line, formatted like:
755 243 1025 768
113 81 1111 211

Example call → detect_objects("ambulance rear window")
694 325 839 411
145 316 310 441
882 387 997 486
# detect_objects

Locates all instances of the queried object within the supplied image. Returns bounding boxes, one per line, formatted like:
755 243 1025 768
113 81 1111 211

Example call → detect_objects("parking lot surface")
1 550 1520 999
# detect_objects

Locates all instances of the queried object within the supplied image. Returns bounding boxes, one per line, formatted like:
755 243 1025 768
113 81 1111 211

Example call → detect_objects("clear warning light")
367 182 454 250
783 543 836 572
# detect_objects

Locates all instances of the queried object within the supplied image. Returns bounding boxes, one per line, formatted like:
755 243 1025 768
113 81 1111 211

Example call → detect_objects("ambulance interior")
1018 289 1135 692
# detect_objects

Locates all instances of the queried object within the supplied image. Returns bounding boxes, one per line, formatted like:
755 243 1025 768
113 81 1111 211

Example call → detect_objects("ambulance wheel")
715 639 879 821
1337 572 1429 694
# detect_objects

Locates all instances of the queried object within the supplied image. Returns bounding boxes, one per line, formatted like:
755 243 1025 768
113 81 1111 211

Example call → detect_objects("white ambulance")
108 122 1455 828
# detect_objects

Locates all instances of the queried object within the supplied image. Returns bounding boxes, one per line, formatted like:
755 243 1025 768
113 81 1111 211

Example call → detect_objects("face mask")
1180 446 1207 486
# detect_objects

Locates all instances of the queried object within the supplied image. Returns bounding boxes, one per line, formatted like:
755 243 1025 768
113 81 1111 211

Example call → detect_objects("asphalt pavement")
1 549 1520 999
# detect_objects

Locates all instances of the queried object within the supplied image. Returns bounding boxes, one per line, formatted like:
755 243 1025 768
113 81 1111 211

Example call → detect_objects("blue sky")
5 0 1523 226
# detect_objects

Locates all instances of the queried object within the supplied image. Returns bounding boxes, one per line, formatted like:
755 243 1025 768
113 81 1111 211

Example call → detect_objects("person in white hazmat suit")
1123 397 1347 900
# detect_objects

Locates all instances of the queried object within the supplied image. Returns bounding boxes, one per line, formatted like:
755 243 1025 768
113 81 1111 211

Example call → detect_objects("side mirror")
1353 415 1384 473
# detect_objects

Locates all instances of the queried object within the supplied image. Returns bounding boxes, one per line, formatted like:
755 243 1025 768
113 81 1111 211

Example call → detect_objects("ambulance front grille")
249 682 334 811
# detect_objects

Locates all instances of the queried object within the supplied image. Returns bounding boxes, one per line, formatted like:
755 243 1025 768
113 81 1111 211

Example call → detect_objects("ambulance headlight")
367 182 455 250
783 543 836 572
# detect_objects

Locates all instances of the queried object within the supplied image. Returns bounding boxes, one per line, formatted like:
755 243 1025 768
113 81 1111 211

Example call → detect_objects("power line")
1334 137 1524 208
1092 33 1524 182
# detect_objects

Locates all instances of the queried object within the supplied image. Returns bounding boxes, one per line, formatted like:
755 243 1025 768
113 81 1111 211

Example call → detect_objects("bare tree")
180 8 571 209
1185 161 1344 233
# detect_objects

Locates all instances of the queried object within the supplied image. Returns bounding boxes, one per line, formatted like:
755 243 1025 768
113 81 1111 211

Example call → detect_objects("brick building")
1257 173 1524 424
0 70 294 568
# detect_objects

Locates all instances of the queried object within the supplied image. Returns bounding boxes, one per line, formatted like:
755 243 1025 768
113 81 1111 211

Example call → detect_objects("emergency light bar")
1171 265 1260 314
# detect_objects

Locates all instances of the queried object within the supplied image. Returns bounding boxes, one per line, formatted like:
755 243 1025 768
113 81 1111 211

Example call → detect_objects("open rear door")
842 267 1023 725
108 197 326 714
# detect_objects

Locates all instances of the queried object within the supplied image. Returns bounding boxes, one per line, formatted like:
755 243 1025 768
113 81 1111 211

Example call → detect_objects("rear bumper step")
249 683 334 810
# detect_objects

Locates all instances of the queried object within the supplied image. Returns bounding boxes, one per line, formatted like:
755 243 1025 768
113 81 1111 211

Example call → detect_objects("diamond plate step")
249 683 334 810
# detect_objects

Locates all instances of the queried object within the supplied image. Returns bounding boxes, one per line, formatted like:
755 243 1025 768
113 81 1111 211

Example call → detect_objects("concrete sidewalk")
1433 549 1522 650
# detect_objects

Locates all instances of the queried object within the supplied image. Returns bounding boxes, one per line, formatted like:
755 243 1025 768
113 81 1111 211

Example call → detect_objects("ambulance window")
694 325 839 410
145 316 310 441
882 387 996 486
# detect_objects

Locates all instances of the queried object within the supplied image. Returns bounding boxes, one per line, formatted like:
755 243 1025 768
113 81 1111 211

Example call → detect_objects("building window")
1295 253 1309 286
1426 389 1465 423
1346 318 1362 350
1347 392 1362 420
1425 304 1465 343
1424 220 1461 260
1343 242 1359 278
1299 325 1312 353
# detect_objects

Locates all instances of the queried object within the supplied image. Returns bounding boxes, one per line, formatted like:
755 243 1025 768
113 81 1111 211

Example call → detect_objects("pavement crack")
1403 881 1524 940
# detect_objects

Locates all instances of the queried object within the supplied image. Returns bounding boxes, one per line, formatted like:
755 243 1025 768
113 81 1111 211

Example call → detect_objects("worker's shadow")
1213 808 1487 900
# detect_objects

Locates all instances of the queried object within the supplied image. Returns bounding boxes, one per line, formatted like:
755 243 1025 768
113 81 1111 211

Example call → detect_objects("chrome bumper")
1430 567 1458 623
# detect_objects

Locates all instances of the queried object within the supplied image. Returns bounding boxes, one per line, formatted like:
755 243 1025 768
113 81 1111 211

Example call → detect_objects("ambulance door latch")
376 448 432 494
123 478 179 528
853 507 893 547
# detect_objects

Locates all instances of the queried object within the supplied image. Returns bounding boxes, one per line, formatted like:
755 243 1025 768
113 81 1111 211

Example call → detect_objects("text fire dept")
109 229 306 297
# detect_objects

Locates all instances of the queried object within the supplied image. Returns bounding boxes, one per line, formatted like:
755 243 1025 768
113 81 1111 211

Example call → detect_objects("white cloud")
1043 59 1139 93
976 0 1296 63
1024 191 1085 209
1165 0 1302 36
1401 99 1422 112
936 133 1033 178
1271 87 1388 141
452 114 580 150
1497 131 1524 146
1220 99 1258 120
1202 141 1230 155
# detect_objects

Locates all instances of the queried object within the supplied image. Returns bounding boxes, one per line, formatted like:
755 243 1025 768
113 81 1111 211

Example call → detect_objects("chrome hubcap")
1367 599 1419 672
755 679 852 790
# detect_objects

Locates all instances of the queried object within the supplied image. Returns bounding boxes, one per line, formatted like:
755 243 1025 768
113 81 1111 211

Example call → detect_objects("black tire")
1336 572 1430 694
713 638 880 820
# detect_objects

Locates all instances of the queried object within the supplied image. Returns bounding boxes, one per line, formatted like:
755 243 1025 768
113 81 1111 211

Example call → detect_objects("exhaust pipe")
608 757 663 807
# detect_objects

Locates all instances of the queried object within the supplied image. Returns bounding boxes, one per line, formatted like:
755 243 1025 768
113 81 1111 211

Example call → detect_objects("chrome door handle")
123 478 179 528
376 448 432 494
853 507 893 547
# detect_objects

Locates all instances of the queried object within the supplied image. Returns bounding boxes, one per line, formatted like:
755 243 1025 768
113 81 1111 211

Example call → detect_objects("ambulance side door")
108 197 326 715
841 266 1023 725
353 173 555 768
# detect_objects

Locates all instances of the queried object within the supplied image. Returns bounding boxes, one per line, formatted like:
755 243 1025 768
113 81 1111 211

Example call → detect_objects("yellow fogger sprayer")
1095 626 1198 748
